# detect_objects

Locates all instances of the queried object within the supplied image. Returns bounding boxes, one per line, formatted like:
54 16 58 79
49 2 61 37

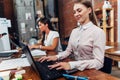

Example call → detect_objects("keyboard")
35 61 66 80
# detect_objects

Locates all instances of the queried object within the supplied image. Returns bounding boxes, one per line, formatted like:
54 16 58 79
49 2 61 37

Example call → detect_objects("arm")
29 38 58 50
29 39 42 49
69 29 106 71
40 37 59 51
29 43 41 49
56 30 75 60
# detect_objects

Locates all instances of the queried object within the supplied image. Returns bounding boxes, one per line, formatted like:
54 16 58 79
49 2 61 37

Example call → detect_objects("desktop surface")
1 42 120 80
10 66 120 80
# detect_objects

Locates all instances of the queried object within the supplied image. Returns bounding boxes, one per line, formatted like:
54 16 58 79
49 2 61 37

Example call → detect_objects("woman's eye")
77 8 82 13
38 24 41 26
73 8 82 14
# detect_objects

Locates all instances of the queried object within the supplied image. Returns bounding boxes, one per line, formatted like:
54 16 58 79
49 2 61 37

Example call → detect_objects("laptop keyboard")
35 60 66 80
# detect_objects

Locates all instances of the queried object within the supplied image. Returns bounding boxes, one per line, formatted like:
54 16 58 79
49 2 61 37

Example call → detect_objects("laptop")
0 39 23 57
22 45 78 80
0 49 19 57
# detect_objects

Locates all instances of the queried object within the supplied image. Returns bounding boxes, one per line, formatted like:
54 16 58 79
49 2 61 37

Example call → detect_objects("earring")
77 22 80 27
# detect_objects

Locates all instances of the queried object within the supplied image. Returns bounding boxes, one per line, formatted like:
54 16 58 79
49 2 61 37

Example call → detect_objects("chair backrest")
100 57 113 74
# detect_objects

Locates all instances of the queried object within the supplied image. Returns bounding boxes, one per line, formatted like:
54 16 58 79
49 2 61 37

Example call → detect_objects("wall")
118 0 120 42
0 0 18 36
13 0 36 42
58 0 118 42
58 0 76 41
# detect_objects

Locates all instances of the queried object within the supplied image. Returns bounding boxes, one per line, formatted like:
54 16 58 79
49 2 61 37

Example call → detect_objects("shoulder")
72 27 80 32
91 24 105 37
50 31 59 35
50 31 59 37
93 25 104 33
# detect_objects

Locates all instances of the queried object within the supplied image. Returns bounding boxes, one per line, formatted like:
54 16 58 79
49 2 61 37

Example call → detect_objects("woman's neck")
45 28 50 35
81 19 90 26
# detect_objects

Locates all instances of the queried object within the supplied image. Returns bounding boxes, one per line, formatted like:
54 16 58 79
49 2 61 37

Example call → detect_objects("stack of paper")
31 49 46 56
0 58 30 71
105 46 114 50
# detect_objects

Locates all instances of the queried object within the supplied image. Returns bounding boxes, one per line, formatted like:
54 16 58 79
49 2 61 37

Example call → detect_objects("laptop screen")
22 45 40 77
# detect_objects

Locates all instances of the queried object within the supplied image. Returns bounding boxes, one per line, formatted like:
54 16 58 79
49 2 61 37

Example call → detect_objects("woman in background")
29 17 62 55
39 0 106 71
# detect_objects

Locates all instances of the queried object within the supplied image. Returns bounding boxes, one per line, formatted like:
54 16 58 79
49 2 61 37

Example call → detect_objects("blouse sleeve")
56 29 75 60
53 31 59 38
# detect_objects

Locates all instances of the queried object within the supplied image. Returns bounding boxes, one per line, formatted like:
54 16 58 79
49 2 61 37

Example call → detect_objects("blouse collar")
78 21 93 31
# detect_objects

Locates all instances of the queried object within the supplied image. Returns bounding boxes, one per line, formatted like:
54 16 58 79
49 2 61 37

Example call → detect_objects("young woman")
39 0 106 71
29 17 62 55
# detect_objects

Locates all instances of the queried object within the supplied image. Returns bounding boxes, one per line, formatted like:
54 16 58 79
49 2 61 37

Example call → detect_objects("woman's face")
73 3 91 24
38 22 47 32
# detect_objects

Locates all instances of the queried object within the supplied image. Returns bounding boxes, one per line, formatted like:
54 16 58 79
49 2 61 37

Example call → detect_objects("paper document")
105 46 114 50
31 49 46 56
0 58 30 71
0 71 11 80
114 50 120 54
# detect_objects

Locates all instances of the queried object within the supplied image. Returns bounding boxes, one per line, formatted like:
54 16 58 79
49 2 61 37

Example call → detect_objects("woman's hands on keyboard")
38 56 58 62
38 56 71 70
48 62 71 70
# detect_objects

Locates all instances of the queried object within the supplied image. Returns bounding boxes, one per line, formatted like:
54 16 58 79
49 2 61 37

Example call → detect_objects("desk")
105 42 120 61
11 66 120 80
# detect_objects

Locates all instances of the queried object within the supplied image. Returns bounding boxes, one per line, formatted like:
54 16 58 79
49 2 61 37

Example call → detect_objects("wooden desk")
11 66 120 80
105 42 120 61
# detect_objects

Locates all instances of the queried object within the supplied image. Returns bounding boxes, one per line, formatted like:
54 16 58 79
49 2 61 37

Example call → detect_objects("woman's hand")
29 45 39 49
28 45 32 49
48 62 71 70
28 45 35 49
38 56 58 62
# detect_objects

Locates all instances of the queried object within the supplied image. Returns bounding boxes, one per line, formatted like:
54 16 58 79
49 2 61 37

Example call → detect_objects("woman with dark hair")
29 17 62 55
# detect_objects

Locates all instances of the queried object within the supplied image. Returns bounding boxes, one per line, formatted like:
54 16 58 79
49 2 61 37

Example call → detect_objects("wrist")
69 61 76 69
39 45 42 49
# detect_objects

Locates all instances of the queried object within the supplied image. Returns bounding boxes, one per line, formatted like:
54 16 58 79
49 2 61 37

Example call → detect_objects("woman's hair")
37 17 54 31
74 0 98 26
37 17 55 45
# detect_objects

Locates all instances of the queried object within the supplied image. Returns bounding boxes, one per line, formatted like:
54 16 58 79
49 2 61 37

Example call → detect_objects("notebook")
22 45 78 80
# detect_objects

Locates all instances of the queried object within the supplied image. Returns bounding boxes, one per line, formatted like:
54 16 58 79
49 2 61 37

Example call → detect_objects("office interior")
0 0 120 79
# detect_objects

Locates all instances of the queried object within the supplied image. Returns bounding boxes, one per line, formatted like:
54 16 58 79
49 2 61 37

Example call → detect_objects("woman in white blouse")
39 0 106 71
29 17 62 55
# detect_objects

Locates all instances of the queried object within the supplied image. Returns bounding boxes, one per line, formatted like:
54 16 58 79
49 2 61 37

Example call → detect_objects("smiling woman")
73 0 98 26
38 0 106 71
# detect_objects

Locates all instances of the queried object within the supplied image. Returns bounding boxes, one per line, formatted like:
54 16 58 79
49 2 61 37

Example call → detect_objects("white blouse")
57 22 106 71
44 31 63 52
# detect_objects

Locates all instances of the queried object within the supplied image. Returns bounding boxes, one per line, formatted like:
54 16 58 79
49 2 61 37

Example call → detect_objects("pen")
63 74 88 80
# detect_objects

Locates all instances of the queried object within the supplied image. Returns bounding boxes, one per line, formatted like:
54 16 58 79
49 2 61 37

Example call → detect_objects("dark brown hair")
74 0 98 26
38 17 55 45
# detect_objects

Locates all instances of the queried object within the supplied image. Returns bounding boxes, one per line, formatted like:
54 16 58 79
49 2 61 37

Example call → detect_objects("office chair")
100 57 113 74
